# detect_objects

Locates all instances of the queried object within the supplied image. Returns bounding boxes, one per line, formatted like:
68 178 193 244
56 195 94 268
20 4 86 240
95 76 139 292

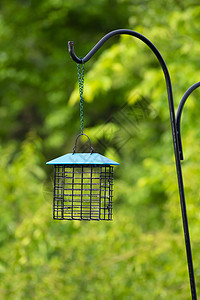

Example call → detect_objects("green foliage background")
0 0 200 299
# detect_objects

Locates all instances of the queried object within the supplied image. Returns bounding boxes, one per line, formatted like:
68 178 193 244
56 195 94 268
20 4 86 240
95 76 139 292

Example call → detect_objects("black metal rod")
99 166 102 220
90 166 93 219
176 82 200 161
71 166 74 218
53 166 56 219
68 29 197 299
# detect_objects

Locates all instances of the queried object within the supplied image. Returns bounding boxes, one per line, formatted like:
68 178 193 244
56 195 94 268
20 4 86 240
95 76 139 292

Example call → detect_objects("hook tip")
68 41 74 51
68 41 82 63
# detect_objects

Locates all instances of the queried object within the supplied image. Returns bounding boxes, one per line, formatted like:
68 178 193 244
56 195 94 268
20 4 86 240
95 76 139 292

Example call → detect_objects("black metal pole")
68 29 197 299
176 81 200 161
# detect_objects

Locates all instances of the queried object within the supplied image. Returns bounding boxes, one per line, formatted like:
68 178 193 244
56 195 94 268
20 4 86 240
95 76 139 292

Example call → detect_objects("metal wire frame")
53 164 113 221
68 29 197 299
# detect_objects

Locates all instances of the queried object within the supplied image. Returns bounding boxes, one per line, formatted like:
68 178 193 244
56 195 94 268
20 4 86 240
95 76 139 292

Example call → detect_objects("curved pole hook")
176 82 200 160
68 29 197 300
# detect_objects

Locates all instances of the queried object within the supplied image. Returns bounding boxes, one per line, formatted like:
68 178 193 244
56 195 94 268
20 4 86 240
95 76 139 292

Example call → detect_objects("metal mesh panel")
53 164 113 220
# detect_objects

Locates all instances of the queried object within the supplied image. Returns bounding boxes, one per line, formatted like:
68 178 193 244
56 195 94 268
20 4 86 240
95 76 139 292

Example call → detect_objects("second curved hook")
176 81 200 161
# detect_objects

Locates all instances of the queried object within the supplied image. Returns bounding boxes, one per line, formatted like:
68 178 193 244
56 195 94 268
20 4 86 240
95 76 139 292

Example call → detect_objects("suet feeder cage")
47 134 119 221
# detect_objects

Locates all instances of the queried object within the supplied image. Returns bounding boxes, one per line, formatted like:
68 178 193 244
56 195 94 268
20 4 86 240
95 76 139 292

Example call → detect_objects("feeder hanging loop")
77 60 85 134
72 133 94 154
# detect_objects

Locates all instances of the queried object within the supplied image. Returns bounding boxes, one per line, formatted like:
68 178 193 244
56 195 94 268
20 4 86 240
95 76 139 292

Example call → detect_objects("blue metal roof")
46 153 120 166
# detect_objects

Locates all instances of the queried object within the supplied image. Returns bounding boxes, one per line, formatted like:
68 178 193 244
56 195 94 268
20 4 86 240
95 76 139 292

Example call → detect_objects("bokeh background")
1 0 200 299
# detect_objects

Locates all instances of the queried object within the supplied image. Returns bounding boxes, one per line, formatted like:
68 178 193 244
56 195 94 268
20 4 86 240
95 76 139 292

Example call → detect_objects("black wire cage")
47 151 119 221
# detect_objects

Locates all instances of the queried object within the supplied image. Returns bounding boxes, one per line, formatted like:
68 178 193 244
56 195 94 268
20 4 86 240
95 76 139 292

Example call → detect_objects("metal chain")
77 62 84 134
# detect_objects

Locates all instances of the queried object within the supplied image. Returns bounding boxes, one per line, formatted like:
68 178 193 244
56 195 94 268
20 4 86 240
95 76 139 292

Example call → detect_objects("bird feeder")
47 134 119 221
